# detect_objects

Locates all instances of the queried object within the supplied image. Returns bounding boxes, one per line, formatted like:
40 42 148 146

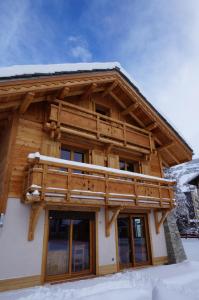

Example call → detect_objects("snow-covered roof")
0 61 193 153
0 62 137 85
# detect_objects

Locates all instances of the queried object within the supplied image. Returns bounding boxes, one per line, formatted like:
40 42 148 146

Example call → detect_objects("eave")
0 67 193 166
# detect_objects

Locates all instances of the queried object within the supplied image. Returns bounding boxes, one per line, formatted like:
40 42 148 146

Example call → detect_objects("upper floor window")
119 159 139 173
95 103 111 117
61 147 86 173
61 148 85 163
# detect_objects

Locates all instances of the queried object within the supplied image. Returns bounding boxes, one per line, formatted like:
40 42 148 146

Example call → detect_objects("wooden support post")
134 179 138 206
19 92 35 114
158 183 162 207
105 206 121 237
154 210 170 234
67 168 72 202
28 204 43 241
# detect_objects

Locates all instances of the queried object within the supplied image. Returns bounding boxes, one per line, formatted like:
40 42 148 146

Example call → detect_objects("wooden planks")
23 156 175 212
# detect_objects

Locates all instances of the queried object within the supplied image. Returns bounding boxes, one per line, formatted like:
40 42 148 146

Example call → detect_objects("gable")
0 63 193 166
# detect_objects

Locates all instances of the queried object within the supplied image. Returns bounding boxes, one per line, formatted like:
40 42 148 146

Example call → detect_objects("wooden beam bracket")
105 206 121 237
154 209 170 234
28 204 43 241
19 92 35 114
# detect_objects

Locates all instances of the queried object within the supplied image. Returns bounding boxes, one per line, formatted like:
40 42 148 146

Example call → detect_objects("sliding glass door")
46 211 95 279
117 214 151 269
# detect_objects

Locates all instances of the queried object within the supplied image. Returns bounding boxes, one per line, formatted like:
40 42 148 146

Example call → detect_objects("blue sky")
1 0 199 157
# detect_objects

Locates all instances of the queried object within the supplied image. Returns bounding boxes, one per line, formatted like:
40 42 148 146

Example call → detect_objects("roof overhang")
0 62 193 166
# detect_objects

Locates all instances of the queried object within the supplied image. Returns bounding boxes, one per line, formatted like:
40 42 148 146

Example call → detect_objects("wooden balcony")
45 100 153 154
23 153 175 210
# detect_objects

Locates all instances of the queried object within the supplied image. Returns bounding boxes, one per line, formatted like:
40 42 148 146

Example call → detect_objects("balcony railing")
45 100 153 154
23 153 175 210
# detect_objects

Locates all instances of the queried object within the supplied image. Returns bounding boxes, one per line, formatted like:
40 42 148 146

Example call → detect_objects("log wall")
5 97 163 202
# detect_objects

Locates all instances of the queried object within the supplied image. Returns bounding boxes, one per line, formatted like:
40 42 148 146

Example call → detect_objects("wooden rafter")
28 204 43 241
80 83 97 101
102 81 118 97
121 102 138 116
145 122 157 131
19 92 35 114
105 206 121 237
165 148 180 164
58 86 70 99
109 91 144 127
157 141 174 151
154 209 170 234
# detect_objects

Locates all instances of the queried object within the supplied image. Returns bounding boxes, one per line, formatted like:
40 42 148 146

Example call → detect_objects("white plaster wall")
0 198 44 280
98 208 116 266
149 210 168 258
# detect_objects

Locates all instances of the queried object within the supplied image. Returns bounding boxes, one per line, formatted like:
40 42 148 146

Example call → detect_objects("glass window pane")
126 162 134 172
119 160 126 171
72 219 90 272
132 217 148 263
46 215 70 276
117 218 132 265
74 151 84 163
61 149 71 160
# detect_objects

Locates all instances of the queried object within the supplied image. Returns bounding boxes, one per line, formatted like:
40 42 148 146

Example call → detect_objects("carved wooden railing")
23 153 175 210
45 100 153 154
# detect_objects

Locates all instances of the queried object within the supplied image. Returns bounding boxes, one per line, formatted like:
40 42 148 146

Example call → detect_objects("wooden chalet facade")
0 62 192 291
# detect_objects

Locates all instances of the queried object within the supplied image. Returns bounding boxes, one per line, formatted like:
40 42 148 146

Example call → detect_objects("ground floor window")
117 214 151 268
46 210 95 279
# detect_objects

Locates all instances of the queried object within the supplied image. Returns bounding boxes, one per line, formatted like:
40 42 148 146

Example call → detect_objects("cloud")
66 35 92 62
115 0 199 157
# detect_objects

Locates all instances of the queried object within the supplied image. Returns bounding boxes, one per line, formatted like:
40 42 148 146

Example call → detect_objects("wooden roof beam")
80 83 97 101
121 102 138 116
109 91 144 127
19 92 35 114
165 148 180 164
58 86 70 99
157 141 174 151
102 81 118 97
145 122 157 131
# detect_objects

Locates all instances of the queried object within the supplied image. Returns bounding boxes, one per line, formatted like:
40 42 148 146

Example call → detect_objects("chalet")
0 62 192 291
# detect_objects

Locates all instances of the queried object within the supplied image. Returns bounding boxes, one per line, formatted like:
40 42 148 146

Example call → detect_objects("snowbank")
2 258 199 299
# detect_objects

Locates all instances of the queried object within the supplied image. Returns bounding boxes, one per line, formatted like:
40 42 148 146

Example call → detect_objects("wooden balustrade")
45 100 152 154
23 154 175 210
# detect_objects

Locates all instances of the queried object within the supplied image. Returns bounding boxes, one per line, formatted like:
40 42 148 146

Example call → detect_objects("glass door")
117 217 132 268
46 211 94 280
117 214 151 269
132 216 149 265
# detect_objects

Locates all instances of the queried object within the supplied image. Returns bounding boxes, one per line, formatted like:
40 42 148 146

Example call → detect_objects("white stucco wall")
98 208 116 266
0 198 44 280
149 210 168 258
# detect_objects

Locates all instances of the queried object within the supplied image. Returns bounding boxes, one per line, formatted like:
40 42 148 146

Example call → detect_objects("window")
95 103 110 117
61 148 85 163
119 159 139 173
61 147 86 173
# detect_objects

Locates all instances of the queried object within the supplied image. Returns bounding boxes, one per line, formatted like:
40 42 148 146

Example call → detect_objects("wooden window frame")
119 158 140 173
43 209 97 283
60 146 87 163
117 213 152 270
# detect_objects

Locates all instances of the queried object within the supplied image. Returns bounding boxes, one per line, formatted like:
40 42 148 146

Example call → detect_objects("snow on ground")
1 239 199 300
